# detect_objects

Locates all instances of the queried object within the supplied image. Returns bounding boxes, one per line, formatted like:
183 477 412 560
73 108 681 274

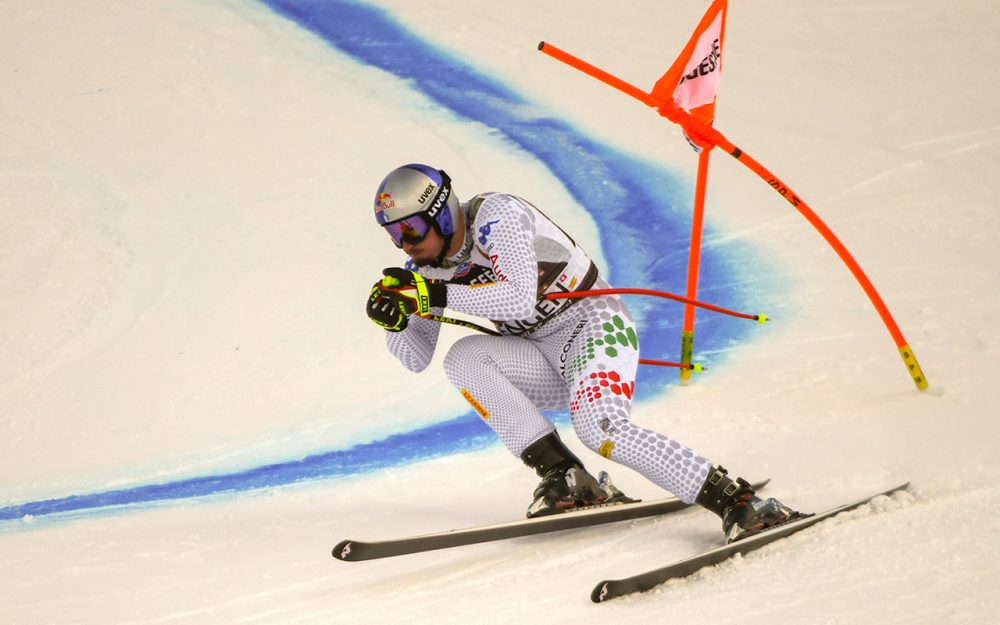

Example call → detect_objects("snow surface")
2 0 999 623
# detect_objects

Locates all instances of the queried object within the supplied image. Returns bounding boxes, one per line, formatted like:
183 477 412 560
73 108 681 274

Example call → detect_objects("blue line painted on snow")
0 414 497 523
0 0 767 525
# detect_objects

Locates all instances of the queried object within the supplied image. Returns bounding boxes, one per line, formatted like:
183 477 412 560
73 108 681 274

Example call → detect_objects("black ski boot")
521 432 635 518
696 466 802 543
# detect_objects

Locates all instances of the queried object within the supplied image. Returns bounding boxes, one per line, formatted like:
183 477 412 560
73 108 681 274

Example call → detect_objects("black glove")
366 285 408 332
376 267 448 315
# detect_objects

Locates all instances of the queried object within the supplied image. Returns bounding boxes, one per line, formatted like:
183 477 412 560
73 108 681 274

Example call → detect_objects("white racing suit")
385 192 712 503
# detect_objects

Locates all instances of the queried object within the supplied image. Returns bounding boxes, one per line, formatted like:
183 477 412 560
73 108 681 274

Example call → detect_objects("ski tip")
332 540 354 561
591 581 611 603
884 481 912 499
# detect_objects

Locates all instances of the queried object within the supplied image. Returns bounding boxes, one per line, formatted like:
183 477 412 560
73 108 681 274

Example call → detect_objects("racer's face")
401 226 446 267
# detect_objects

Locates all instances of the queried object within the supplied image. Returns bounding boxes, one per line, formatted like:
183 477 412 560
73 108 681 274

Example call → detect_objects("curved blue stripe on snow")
0 415 496 523
0 0 766 525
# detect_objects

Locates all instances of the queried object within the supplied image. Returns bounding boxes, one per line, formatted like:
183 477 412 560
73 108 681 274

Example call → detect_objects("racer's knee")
443 335 495 387
570 405 628 455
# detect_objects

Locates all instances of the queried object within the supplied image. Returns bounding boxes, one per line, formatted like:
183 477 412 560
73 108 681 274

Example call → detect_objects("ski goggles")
382 213 434 248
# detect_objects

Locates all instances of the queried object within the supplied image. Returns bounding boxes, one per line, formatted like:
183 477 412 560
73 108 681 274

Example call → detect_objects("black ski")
333 478 770 561
591 481 910 603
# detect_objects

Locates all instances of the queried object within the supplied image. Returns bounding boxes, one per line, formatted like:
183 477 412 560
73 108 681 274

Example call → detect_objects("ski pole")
546 288 767 323
641 359 705 372
419 314 702 370
418 313 501 336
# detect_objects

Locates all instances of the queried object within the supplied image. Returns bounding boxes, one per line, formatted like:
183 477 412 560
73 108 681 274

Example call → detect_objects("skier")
365 163 800 542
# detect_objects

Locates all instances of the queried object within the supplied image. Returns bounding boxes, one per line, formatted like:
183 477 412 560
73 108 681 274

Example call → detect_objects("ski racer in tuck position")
364 163 800 542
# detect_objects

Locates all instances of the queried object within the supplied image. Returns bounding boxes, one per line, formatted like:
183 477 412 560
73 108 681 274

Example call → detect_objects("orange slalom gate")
537 40 928 391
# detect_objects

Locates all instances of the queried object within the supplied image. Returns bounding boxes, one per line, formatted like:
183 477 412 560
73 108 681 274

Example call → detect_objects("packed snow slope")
2 1 999 624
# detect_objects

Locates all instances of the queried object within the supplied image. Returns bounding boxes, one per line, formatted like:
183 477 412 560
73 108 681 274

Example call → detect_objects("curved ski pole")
640 358 704 372
546 288 767 323
420 314 701 370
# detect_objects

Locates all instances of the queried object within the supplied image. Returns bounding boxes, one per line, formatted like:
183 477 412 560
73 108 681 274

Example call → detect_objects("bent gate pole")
537 41 928 391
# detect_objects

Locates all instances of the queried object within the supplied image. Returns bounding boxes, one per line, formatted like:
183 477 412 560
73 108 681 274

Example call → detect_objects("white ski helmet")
373 164 461 248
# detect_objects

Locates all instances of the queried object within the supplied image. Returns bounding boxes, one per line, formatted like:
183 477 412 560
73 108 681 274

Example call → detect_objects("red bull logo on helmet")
375 191 395 216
